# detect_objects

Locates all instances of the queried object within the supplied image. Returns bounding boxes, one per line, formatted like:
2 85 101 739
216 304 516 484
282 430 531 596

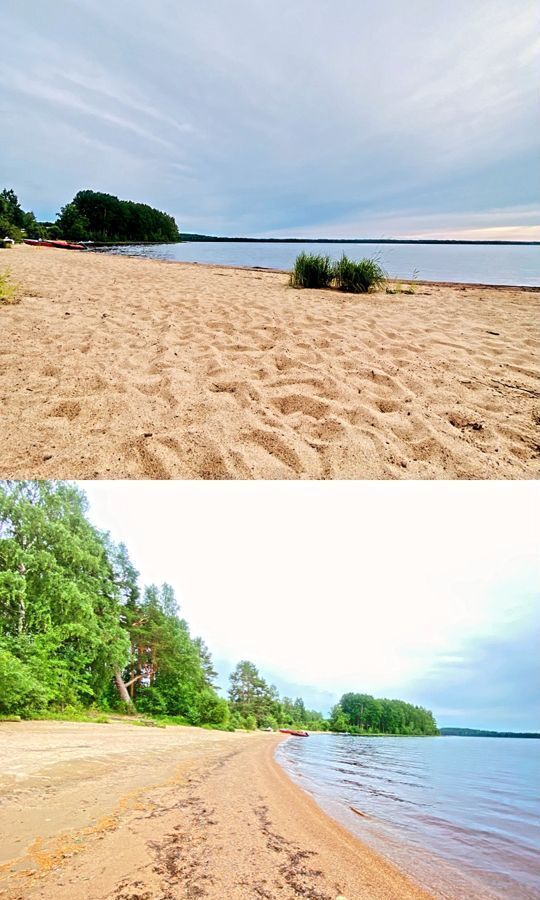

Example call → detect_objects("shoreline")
91 246 540 290
0 720 433 900
276 740 509 900
1 245 538 480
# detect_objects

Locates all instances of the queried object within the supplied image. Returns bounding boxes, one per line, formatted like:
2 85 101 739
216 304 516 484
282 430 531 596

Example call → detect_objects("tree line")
440 728 539 738
0 187 180 243
329 692 438 735
0 482 438 735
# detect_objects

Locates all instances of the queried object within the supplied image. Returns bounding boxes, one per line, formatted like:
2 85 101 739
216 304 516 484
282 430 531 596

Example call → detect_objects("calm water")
97 241 539 286
276 735 540 899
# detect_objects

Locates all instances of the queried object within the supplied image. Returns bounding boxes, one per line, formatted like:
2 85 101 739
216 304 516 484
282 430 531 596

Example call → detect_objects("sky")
2 0 539 240
80 480 540 731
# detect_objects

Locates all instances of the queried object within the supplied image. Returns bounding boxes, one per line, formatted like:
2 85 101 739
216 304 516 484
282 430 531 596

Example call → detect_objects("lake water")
97 241 539 287
276 735 540 899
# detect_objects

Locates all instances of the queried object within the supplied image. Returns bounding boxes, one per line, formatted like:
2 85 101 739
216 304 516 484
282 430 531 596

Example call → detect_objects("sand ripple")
1 246 538 479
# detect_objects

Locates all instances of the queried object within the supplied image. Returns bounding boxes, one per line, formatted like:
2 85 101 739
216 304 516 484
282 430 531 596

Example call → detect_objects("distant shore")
80 236 540 246
179 234 540 246
0 720 432 900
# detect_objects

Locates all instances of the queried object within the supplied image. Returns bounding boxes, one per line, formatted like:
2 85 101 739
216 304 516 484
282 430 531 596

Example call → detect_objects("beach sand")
1 245 538 479
0 720 433 900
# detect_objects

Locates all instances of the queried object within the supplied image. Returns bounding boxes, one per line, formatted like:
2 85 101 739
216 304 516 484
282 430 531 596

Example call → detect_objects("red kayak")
279 729 309 737
24 239 87 251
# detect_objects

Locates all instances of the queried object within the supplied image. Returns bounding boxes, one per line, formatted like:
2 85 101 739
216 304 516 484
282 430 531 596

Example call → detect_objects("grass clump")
333 255 386 293
289 253 386 293
289 252 334 289
0 269 19 305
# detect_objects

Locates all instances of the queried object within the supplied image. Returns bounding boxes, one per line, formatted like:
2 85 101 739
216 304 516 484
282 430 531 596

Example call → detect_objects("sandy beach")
0 720 434 900
1 245 538 479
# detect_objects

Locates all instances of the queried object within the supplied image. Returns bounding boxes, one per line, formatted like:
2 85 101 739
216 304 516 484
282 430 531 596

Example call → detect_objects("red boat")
24 239 87 251
278 729 309 737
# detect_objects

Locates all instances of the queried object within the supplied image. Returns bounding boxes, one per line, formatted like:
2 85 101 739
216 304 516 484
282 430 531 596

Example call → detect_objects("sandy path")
0 720 433 900
1 245 538 479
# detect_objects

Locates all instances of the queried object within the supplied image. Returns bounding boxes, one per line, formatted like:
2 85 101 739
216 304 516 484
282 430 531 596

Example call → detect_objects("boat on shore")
279 728 309 737
24 239 87 251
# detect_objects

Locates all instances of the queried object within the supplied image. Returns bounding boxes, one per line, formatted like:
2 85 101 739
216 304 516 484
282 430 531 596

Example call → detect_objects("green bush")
260 714 278 730
290 252 334 289
333 255 386 293
195 689 230 727
0 648 49 716
135 686 168 716
0 217 24 243
229 711 246 730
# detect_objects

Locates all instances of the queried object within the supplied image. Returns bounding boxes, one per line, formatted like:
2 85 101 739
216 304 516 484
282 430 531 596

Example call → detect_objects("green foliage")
333 255 386 293
228 660 281 727
290 252 386 293
289 252 334 289
29 707 110 724
0 482 226 726
329 706 350 733
0 481 130 714
331 692 438 735
56 190 180 243
135 685 168 716
0 647 49 715
110 575 227 726
1 186 180 244
229 710 247 730
56 202 90 242
0 219 24 242
0 190 24 241
0 189 44 241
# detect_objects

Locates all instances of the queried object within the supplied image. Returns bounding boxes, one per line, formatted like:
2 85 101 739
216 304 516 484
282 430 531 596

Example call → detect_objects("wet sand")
0 720 433 900
1 245 538 479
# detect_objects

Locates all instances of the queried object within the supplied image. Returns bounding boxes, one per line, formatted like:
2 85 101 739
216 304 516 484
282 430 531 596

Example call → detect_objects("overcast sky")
2 0 539 239
80 481 539 731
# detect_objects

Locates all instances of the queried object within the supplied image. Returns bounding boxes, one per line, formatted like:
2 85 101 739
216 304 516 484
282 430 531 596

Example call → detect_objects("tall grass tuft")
290 252 334 289
333 255 386 293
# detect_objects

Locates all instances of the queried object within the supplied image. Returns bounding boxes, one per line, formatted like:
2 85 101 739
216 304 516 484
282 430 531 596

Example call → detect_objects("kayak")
278 729 309 737
24 239 87 251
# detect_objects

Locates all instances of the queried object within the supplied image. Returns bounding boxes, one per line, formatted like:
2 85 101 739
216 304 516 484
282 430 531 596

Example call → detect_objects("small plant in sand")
386 281 416 295
290 252 334 289
386 268 419 295
0 269 19 305
333 255 386 293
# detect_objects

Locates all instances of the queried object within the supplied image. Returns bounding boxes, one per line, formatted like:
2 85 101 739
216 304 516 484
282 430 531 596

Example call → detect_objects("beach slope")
1 246 538 479
0 720 432 900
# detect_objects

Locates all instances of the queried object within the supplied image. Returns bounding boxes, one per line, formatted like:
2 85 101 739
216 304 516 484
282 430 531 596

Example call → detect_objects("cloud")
2 0 539 236
406 608 540 731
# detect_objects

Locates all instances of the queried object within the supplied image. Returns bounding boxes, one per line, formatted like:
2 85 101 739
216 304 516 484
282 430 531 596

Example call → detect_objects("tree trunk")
114 668 135 709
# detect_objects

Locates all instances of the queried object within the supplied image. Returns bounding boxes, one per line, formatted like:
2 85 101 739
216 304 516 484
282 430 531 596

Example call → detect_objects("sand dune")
0 720 433 900
1 245 538 479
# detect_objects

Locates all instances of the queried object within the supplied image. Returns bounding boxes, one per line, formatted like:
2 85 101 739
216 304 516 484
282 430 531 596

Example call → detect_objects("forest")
0 482 438 735
0 187 180 243
329 692 439 735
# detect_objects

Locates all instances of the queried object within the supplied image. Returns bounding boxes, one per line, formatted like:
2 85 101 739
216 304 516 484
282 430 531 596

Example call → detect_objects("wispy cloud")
2 0 538 234
407 609 540 730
